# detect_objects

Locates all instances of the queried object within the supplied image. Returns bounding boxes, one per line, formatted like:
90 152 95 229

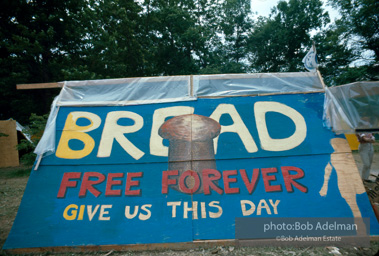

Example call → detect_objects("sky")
250 0 340 22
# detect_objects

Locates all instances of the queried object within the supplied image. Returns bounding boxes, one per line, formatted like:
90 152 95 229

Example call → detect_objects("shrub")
17 113 48 166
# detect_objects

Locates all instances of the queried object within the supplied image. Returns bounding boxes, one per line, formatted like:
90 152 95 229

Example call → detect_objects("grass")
0 166 31 252
0 165 32 179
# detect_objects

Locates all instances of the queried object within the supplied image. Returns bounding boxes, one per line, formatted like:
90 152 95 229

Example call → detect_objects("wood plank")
16 82 63 90
0 120 19 167
4 240 235 254
317 70 326 89
195 72 320 80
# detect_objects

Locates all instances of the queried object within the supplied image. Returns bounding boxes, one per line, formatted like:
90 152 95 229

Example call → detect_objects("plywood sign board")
0 120 19 168
4 92 378 250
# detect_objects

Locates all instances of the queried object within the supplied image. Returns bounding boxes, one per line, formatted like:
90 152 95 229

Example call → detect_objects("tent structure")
4 72 379 252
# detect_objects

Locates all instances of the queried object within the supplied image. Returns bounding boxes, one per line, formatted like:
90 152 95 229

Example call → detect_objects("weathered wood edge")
16 82 64 90
4 240 235 254
5 237 379 254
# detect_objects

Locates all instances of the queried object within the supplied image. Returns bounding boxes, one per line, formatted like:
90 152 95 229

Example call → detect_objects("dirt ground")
1 148 379 255
0 173 28 253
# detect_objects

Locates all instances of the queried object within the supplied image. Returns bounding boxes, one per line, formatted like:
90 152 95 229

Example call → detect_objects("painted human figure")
319 138 367 235
356 133 375 181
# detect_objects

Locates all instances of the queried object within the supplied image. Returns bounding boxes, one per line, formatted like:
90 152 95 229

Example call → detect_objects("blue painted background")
4 92 378 249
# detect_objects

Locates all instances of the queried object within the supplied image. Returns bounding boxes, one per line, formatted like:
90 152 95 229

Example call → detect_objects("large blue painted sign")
4 92 378 249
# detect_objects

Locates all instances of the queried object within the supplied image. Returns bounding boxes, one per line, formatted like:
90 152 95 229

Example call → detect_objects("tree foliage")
0 0 85 122
330 0 378 60
248 0 329 72
327 0 379 82
0 0 378 126
216 0 253 73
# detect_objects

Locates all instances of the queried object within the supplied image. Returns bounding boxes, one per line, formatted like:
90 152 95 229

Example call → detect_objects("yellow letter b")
56 112 101 159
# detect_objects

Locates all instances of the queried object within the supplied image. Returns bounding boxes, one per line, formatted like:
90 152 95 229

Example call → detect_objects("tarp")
323 81 379 134
34 72 324 160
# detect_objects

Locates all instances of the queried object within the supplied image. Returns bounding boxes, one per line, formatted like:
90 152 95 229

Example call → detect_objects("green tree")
143 0 202 75
190 0 225 74
213 0 253 73
326 0 379 82
62 0 147 80
313 22 356 85
248 0 329 72
0 0 87 123
330 0 378 60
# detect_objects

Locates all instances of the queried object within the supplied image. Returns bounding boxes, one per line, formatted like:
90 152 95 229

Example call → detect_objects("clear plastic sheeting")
324 81 379 134
57 76 194 106
34 96 60 164
57 72 324 107
194 72 324 97
15 120 32 143
34 72 325 162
